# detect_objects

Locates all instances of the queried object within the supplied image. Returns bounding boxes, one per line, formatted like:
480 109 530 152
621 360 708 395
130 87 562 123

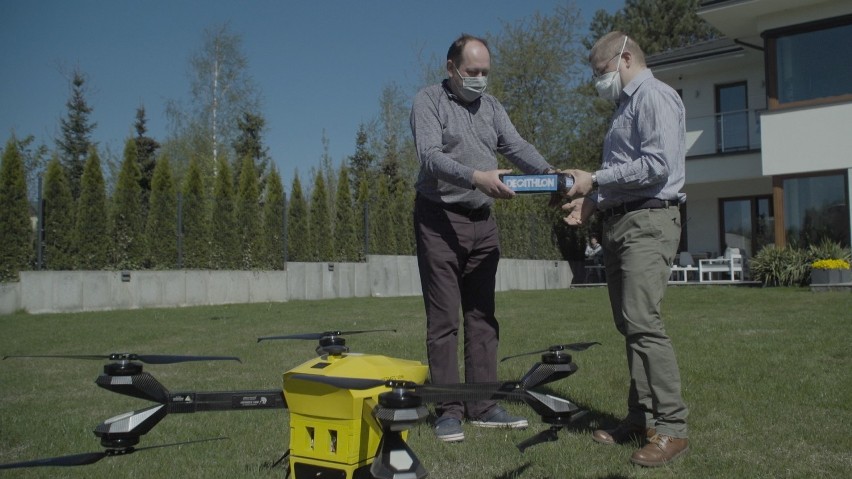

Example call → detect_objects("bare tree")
166 23 260 177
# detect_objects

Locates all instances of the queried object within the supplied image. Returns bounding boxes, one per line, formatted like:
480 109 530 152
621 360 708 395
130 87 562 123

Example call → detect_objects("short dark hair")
447 33 489 67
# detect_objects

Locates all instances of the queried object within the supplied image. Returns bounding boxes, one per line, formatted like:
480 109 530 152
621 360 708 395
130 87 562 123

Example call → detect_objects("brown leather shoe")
592 421 655 445
630 434 689 467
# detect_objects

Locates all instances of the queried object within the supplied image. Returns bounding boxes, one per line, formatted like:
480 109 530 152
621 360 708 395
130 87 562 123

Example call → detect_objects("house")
646 0 852 259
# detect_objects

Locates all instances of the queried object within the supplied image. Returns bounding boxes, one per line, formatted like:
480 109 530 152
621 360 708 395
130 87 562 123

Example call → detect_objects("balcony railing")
685 108 764 157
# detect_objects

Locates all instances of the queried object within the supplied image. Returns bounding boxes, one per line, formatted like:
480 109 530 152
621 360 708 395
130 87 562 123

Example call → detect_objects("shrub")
750 245 810 287
751 240 851 286
806 238 851 264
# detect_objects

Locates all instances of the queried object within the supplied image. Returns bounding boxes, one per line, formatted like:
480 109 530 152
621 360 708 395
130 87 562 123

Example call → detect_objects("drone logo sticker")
236 395 269 408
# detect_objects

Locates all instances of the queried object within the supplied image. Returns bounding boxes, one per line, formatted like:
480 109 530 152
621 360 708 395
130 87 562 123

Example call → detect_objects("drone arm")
95 372 170 403
518 361 578 390
167 389 286 413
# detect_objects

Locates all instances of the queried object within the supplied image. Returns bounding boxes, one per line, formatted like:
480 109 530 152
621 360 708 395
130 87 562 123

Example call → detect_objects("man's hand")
472 169 516 199
564 169 594 198
561 197 596 226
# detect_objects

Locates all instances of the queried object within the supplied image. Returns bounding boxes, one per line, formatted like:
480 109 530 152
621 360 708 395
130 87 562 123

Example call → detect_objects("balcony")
685 108 763 157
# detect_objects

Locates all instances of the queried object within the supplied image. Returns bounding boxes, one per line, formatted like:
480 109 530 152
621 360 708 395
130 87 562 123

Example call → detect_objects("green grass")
1 287 850 478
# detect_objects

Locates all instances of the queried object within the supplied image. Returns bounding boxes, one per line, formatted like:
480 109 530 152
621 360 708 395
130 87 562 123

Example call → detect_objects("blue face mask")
455 67 487 102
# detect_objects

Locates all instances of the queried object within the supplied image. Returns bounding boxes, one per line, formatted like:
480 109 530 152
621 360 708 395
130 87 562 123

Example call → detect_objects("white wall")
761 102 852 176
1 256 576 315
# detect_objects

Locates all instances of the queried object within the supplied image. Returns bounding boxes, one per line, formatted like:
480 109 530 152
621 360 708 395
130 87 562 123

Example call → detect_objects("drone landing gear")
370 390 429 479
516 409 589 453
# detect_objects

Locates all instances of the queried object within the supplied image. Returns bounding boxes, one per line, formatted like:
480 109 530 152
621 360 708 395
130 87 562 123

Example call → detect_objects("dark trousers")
414 197 500 421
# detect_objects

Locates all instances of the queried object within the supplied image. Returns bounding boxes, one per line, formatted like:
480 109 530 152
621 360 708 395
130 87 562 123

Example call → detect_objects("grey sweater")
410 80 552 209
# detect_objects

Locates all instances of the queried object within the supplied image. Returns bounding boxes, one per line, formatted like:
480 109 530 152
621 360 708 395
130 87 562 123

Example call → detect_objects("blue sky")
0 0 623 187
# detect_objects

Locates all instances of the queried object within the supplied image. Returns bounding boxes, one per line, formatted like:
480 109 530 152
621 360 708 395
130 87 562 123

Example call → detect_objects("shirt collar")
623 68 653 98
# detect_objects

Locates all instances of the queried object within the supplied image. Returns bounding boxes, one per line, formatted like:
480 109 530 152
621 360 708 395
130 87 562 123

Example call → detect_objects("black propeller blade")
287 374 528 403
3 353 241 364
0 437 227 470
257 329 396 342
500 342 601 362
516 426 560 453
286 373 391 390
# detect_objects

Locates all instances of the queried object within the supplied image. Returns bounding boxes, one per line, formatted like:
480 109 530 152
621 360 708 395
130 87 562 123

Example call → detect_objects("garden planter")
811 268 852 284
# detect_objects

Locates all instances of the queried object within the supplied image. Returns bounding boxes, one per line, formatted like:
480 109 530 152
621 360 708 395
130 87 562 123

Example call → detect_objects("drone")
1 330 599 478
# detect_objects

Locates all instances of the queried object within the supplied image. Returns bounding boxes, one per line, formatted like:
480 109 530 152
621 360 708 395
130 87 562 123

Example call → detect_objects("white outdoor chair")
670 251 699 283
699 248 745 282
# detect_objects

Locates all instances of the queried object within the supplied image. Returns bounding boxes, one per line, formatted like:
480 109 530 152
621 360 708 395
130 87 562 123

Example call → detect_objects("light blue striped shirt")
594 68 686 210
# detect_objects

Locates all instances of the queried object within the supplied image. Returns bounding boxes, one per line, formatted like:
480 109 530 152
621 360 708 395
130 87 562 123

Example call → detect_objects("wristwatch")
591 172 599 189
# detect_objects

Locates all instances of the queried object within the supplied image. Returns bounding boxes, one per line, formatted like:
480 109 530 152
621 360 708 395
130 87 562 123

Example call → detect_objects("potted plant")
810 259 852 285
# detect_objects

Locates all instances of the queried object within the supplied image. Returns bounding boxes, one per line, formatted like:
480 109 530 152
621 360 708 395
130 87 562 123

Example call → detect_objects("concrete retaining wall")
0 256 574 315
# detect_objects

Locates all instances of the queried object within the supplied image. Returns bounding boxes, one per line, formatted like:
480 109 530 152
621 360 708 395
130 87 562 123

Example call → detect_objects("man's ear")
622 51 633 69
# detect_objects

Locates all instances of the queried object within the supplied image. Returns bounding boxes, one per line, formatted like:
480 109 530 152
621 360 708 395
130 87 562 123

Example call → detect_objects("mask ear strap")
615 35 628 69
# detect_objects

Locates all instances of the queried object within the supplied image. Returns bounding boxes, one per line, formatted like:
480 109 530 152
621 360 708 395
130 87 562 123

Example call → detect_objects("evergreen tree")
42 156 75 269
354 175 370 259
232 111 270 195
56 70 97 199
74 147 109 269
309 169 333 261
0 137 33 280
287 173 310 262
181 156 210 269
333 163 358 262
320 131 337 215
134 106 161 208
348 124 375 187
111 138 145 268
146 154 178 268
211 157 238 269
235 155 260 268
261 166 286 269
16 135 49 205
391 176 415 255
370 175 397 255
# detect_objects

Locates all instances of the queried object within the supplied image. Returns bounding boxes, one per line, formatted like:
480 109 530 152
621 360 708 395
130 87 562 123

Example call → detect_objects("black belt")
416 194 491 220
600 198 677 220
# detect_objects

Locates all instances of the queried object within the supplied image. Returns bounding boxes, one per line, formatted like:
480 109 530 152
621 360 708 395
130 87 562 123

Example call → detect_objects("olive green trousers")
602 206 689 438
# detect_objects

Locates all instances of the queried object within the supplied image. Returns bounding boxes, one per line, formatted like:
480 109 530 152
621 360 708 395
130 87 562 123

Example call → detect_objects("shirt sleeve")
410 89 476 189
492 100 553 174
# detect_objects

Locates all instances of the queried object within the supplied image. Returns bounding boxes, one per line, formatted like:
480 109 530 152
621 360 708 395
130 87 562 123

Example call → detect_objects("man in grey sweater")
410 33 555 442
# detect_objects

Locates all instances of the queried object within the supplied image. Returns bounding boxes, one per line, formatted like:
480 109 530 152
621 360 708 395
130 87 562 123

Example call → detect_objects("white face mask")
455 67 487 102
594 36 628 101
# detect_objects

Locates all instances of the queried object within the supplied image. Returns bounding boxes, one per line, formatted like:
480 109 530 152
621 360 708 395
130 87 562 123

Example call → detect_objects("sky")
0 0 624 187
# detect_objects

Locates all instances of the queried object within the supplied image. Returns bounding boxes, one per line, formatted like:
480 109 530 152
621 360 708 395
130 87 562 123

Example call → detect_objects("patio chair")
699 248 745 282
670 251 699 282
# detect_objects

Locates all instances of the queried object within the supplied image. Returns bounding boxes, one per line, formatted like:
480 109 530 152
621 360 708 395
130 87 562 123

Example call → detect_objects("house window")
715 82 749 152
720 196 774 258
782 173 850 248
766 16 852 107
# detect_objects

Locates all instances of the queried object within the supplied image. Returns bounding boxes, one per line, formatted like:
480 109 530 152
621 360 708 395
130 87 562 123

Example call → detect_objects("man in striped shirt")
562 31 690 467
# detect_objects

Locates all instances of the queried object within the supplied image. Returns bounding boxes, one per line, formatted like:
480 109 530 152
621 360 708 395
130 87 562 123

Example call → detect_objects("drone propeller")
500 342 601 362
3 353 241 364
0 437 227 470
256 329 396 342
287 374 527 404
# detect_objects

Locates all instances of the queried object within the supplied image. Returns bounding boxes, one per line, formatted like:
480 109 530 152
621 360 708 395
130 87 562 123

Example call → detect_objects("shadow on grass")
493 461 533 478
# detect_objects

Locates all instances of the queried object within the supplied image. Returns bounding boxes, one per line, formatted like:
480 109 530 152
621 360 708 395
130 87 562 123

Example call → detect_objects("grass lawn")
0 286 850 478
